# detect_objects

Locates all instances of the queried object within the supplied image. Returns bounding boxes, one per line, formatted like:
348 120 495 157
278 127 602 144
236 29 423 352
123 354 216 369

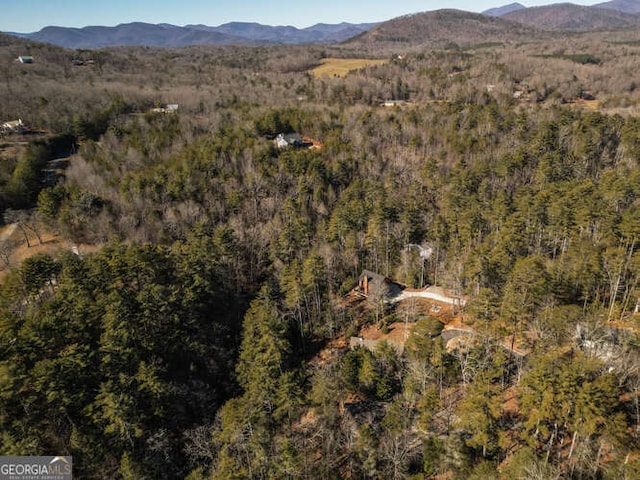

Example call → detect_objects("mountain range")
595 0 640 13
9 21 379 49
5 0 640 49
500 2 640 30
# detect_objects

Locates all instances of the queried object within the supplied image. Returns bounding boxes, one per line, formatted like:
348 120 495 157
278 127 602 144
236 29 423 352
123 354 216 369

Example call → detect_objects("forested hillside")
1 26 640 478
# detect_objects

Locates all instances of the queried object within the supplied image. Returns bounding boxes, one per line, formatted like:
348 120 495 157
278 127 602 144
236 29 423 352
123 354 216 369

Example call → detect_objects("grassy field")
309 58 388 77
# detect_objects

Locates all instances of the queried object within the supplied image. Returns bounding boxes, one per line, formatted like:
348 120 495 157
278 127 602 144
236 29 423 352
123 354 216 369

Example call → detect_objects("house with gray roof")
275 132 303 149
356 270 404 301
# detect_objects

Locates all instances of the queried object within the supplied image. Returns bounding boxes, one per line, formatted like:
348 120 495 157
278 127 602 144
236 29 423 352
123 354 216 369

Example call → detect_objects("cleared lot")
309 57 388 77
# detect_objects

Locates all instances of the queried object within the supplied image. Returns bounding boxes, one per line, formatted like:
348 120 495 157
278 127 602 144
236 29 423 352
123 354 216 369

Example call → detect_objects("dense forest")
1 23 640 479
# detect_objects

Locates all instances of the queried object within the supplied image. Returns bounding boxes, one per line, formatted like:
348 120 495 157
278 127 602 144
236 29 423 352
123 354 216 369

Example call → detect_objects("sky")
2 0 600 33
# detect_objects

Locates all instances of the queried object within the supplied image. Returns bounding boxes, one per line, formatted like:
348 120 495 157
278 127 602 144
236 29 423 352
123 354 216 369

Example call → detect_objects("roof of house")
359 269 386 285
2 119 24 131
277 132 302 143
358 269 404 299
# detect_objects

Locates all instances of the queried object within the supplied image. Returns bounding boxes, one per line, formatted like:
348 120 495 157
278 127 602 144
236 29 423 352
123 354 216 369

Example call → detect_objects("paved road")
394 288 467 306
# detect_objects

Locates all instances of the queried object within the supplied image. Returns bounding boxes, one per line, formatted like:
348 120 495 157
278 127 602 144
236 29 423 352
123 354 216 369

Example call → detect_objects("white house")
1 119 24 134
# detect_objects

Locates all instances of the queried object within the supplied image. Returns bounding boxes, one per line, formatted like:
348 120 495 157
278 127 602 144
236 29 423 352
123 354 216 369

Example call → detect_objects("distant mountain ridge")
483 3 527 17
485 0 640 31
501 3 640 30
9 21 379 49
484 0 640 16
348 9 541 48
594 0 640 13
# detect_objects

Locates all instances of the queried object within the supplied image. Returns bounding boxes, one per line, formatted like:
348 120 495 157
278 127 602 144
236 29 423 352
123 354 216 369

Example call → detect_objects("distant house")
17 56 33 64
71 58 95 66
275 132 302 149
381 100 406 107
1 119 24 135
513 81 533 101
581 90 596 101
356 270 403 300
150 104 179 114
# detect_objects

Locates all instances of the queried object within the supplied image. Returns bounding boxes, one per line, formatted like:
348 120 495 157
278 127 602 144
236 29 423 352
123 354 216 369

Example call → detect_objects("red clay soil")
346 289 469 349
307 336 350 368
503 385 520 417
396 294 463 325
359 321 413 344
0 224 101 282
301 135 323 149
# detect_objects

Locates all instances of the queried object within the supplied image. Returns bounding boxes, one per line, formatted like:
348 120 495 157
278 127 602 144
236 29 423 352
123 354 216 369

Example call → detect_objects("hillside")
347 9 542 48
3 25 640 480
502 3 640 30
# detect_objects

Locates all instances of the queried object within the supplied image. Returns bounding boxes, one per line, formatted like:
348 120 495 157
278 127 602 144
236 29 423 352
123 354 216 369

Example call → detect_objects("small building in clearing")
150 104 179 114
17 56 34 64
